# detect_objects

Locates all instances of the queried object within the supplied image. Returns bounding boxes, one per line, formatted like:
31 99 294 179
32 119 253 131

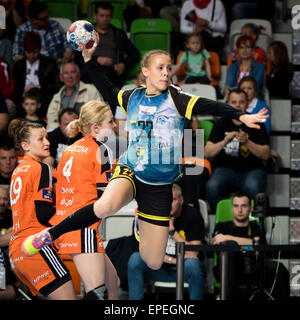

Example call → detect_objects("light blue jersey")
117 85 196 185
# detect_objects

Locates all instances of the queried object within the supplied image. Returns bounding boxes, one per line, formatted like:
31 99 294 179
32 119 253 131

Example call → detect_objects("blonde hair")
66 100 111 138
8 119 43 152
141 49 171 68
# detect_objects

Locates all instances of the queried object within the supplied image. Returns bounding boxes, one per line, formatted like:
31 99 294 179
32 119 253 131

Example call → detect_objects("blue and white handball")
67 20 96 51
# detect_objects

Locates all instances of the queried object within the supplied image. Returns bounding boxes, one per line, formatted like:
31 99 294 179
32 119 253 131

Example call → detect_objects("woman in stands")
266 41 293 99
49 100 120 300
8 119 78 299
225 35 265 100
23 33 268 271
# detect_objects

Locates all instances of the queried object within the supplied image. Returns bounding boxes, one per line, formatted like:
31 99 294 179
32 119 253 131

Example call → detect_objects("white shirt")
25 59 40 89
180 0 227 37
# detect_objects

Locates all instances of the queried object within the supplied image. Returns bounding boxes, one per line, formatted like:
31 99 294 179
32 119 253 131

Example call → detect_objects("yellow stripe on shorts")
137 210 170 222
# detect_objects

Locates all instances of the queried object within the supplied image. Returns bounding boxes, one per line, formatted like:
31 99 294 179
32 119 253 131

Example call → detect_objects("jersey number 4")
63 156 74 183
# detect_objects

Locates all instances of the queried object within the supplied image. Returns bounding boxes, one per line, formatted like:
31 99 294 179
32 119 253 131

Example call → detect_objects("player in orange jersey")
49 100 119 300
8 119 78 299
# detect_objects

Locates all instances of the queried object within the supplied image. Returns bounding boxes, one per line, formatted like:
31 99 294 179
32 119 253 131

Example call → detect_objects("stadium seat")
198 120 214 144
51 17 72 32
87 0 128 27
130 18 172 52
40 0 80 21
99 200 136 241
229 19 272 52
179 84 217 101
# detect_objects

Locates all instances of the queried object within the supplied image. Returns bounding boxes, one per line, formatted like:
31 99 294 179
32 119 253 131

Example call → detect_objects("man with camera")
212 191 290 300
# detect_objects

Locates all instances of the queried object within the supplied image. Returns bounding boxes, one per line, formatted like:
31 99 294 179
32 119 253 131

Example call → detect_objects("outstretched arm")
191 98 268 129
80 34 120 108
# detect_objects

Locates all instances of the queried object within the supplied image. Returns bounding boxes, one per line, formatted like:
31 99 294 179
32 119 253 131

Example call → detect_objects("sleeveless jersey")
51 136 113 226
117 85 199 185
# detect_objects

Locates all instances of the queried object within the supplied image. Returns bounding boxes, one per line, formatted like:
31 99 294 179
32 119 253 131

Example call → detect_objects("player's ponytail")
66 100 111 137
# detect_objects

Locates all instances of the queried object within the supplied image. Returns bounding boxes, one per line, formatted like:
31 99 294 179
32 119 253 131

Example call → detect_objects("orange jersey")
50 136 114 254
8 156 70 296
9 155 53 251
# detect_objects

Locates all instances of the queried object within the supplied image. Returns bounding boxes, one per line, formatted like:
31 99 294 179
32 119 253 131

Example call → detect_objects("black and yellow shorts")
110 165 172 227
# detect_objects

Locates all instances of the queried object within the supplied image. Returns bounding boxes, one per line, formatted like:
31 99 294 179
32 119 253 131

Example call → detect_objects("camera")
252 193 269 217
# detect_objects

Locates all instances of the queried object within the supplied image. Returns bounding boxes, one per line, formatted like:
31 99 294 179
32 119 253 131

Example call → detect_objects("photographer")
212 191 290 300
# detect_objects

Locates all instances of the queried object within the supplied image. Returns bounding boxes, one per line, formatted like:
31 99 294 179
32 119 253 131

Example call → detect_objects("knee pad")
85 284 108 300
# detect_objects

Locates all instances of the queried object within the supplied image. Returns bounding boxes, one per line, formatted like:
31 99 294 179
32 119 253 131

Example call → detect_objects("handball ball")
67 20 96 51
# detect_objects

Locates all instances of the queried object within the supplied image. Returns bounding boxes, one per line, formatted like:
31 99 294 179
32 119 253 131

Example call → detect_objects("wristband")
168 257 173 264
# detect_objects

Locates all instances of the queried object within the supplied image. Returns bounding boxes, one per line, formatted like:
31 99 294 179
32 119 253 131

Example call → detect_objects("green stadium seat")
198 120 214 145
41 0 80 21
130 18 172 52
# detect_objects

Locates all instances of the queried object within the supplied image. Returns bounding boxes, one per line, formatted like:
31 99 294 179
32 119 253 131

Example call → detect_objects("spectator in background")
0 185 12 255
21 88 47 127
180 0 227 54
0 92 9 133
0 0 25 42
227 23 265 67
46 61 103 132
225 35 265 100
212 191 290 301
204 88 269 214
127 183 205 300
239 76 271 134
44 108 82 169
0 141 17 185
12 1 72 64
13 31 61 118
77 1 140 96
0 56 15 118
266 41 294 100
0 248 17 300
0 27 13 65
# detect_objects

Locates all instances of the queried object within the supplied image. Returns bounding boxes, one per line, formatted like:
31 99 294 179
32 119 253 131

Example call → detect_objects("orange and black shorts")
110 165 172 227
10 244 71 297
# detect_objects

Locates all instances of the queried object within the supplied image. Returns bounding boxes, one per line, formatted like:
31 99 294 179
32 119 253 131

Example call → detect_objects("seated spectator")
225 35 265 100
21 88 47 127
172 33 213 84
205 88 269 214
0 248 17 300
46 61 103 131
239 76 271 134
44 108 82 168
227 23 265 67
13 31 61 118
0 141 17 185
127 183 205 300
180 0 227 54
266 41 294 99
0 56 15 118
0 185 12 255
0 27 13 65
12 1 72 64
212 191 290 300
75 1 140 96
0 0 25 42
0 92 9 133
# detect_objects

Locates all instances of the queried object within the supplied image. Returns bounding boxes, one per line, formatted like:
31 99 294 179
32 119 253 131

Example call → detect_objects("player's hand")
239 108 269 129
80 33 99 63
